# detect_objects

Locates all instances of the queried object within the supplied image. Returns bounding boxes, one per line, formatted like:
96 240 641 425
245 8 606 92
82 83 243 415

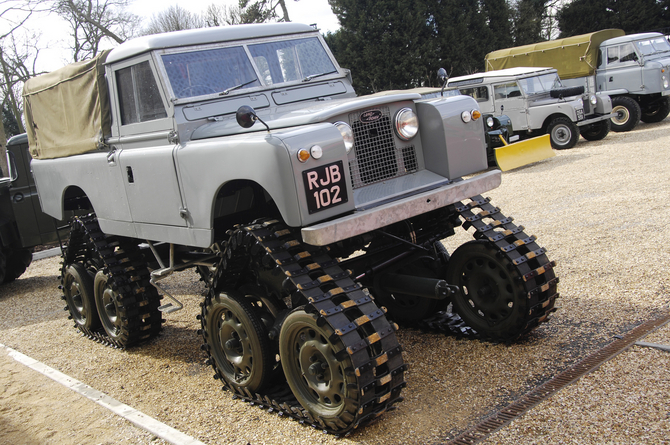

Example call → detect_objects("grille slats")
348 107 418 189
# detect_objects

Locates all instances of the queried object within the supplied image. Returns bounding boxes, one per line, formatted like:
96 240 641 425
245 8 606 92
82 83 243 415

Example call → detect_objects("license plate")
576 108 585 121
303 161 349 214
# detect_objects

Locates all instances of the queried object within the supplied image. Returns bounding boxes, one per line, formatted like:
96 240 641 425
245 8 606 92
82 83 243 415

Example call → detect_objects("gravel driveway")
1 119 669 445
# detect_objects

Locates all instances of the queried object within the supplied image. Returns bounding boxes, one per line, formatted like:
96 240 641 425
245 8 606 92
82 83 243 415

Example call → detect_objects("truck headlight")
663 75 669 89
462 110 481 123
486 116 495 128
334 121 354 153
394 108 419 141
590 95 597 105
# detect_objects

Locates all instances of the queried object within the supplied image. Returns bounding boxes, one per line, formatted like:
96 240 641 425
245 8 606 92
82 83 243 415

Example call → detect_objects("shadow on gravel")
126 323 205 366
0 275 67 331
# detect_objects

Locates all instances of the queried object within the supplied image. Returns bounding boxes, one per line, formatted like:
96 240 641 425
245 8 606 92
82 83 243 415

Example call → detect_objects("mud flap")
494 134 554 171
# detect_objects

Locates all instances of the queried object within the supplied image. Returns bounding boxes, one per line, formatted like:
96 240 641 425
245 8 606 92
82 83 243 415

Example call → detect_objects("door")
492 81 528 130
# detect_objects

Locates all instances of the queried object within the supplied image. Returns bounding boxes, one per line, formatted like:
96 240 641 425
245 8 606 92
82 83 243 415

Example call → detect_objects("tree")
143 4 204 35
48 0 140 61
2 104 19 138
203 3 243 27
511 0 547 44
557 0 670 37
239 0 291 24
326 0 435 94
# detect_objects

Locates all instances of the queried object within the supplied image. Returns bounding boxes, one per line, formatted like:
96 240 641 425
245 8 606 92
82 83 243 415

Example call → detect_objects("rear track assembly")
199 219 407 436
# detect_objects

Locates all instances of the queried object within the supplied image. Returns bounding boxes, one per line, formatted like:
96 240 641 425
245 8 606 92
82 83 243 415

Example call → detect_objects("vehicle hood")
189 92 421 140
644 54 670 67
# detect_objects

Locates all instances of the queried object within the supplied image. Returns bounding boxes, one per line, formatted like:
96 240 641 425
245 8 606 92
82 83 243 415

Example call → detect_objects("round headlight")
663 75 669 89
590 95 597 105
334 121 354 153
394 108 419 141
486 116 495 128
461 110 472 123
310 145 323 159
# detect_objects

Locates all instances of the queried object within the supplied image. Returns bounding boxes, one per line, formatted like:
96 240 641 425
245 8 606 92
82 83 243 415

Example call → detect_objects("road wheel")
62 263 100 330
94 270 125 341
640 97 670 123
279 308 358 427
611 96 641 132
203 290 274 392
446 240 528 341
547 117 579 149
580 120 610 141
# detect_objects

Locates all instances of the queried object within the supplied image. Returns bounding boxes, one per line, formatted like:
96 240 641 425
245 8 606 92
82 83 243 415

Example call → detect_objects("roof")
447 67 556 86
106 23 318 64
601 32 665 47
485 29 625 79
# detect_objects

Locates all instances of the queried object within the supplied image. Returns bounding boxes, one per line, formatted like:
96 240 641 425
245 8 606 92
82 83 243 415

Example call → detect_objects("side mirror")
437 68 448 83
437 68 449 97
236 105 257 128
236 105 270 132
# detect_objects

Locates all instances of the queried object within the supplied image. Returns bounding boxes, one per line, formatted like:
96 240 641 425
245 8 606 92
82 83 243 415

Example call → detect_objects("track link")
412 195 559 342
199 219 407 436
60 214 163 348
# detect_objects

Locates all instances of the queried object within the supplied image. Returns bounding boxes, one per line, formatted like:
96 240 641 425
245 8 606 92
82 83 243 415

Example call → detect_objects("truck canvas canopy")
23 50 111 159
485 29 625 80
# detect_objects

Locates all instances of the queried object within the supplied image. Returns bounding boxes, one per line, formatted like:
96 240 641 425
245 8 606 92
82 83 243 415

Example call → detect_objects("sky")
3 0 340 72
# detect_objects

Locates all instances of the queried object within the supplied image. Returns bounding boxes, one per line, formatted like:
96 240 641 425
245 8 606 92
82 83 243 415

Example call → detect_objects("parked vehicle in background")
485 29 670 132
23 23 558 435
447 67 613 149
0 134 69 283
370 87 554 170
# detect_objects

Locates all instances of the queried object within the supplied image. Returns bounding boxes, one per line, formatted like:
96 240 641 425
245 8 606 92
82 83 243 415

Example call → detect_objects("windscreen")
518 73 562 95
635 37 670 56
162 46 260 99
248 37 336 85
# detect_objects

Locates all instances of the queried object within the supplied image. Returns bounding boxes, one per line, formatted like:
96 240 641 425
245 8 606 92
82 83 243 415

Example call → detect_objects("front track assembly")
199 219 407 436
446 195 559 342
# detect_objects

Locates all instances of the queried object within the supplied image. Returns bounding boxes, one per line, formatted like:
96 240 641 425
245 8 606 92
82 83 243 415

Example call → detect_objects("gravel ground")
1 119 670 445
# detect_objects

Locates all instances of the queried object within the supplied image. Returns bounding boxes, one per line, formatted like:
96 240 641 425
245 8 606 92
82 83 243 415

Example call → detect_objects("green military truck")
485 29 670 132
23 23 558 434
0 134 70 283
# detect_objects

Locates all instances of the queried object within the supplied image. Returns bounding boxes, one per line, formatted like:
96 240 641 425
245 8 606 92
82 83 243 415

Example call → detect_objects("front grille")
348 106 418 189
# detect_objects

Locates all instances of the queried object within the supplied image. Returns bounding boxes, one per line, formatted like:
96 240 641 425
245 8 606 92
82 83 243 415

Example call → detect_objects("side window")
619 43 638 63
459 86 489 102
493 82 522 99
607 46 619 65
115 61 167 125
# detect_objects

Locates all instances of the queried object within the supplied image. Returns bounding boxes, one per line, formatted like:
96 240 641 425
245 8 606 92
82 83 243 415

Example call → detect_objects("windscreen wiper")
220 78 258 96
302 70 337 82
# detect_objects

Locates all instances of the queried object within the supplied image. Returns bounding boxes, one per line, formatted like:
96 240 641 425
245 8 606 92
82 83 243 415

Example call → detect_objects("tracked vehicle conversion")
24 23 558 435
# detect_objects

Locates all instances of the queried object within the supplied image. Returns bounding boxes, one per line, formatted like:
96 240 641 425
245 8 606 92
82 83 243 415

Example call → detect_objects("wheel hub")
612 106 629 124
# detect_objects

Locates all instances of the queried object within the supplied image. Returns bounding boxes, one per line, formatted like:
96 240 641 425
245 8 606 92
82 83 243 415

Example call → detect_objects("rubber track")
449 195 559 342
199 219 407 436
60 214 163 349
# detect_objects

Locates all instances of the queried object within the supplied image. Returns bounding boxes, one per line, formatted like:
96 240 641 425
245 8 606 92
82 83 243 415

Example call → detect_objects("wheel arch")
210 179 284 240
541 112 575 133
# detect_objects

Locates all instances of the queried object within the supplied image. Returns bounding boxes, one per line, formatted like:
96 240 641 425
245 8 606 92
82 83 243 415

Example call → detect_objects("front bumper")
301 169 502 246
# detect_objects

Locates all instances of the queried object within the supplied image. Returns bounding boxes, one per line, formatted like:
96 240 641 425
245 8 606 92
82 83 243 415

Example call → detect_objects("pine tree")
557 0 670 37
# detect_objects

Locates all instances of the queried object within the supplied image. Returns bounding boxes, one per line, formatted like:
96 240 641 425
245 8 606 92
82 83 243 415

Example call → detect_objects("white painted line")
33 247 61 260
0 343 207 445
634 341 670 352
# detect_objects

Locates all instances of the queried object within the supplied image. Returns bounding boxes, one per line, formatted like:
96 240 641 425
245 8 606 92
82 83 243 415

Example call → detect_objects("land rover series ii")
23 23 558 434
